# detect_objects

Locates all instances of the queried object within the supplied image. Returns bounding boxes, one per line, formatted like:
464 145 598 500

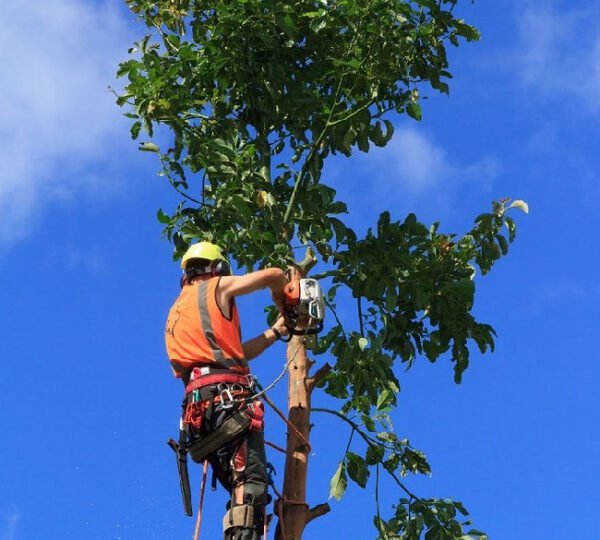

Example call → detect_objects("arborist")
165 241 289 540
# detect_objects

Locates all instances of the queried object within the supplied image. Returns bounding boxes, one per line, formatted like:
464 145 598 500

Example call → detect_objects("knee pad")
223 504 256 533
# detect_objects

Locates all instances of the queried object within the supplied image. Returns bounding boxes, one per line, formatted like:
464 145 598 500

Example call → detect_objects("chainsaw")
282 276 325 338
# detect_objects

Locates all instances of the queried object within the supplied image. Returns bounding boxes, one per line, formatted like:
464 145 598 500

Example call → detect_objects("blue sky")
1 0 599 539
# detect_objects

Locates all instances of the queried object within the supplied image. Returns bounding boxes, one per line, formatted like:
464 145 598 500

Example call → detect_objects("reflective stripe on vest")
197 281 249 372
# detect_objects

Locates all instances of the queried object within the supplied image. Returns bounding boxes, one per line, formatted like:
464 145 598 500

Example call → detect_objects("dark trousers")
204 402 269 540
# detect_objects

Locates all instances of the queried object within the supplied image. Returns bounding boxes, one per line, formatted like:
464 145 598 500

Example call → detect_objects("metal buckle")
219 386 234 409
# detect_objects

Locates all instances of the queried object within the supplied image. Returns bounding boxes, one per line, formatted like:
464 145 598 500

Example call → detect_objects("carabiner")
219 387 234 409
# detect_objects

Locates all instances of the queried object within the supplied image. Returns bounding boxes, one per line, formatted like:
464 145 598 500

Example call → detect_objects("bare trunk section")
277 334 312 540
274 261 330 540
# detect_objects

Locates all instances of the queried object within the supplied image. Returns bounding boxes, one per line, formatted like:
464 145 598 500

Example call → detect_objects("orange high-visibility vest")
165 277 248 378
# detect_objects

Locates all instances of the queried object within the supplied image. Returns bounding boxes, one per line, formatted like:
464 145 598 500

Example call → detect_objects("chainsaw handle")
285 321 324 337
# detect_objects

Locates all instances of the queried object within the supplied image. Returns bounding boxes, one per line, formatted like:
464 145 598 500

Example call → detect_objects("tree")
116 1 527 538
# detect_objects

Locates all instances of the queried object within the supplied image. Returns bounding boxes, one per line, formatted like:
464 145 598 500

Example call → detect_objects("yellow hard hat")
180 241 227 269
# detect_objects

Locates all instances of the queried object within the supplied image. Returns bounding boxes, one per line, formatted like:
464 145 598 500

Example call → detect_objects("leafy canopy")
117 1 523 538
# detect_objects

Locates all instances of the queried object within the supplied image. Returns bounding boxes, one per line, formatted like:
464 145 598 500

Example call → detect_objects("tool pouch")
188 409 251 463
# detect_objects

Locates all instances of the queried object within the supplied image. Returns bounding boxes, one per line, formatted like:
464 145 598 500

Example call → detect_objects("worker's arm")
218 268 287 313
242 316 289 360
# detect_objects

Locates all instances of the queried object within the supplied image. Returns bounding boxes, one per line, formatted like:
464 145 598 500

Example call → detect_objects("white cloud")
382 128 499 195
358 127 500 214
529 279 598 314
329 126 500 227
0 0 134 244
516 5 600 111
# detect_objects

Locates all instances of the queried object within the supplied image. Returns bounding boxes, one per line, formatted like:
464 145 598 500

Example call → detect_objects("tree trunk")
276 334 312 540
274 262 330 540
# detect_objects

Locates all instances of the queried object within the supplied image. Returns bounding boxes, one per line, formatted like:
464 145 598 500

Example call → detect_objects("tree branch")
327 99 375 127
306 503 331 524
296 247 318 274
357 296 364 337
306 362 332 393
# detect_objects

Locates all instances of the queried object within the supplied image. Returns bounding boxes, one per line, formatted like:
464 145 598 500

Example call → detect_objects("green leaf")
369 121 386 147
276 13 298 39
406 102 422 121
495 234 509 255
454 501 470 516
467 529 487 537
264 305 279 327
365 444 384 465
376 389 392 411
383 120 395 144
425 525 440 540
156 208 170 224
333 58 361 70
329 461 348 501
130 121 142 139
313 325 341 355
139 142 160 153
309 16 327 33
385 287 398 311
509 199 529 213
505 216 517 242
448 279 475 305
376 432 397 443
362 415 376 432
346 452 369 488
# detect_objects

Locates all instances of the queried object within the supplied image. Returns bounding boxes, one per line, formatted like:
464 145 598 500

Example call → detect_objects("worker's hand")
272 316 289 338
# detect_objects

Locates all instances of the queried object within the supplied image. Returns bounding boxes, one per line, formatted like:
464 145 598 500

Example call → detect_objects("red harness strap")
185 373 251 395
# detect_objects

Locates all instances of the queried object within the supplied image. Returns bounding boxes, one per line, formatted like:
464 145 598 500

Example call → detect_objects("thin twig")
265 440 287 454
312 407 422 502
357 296 364 337
323 298 349 341
375 464 384 538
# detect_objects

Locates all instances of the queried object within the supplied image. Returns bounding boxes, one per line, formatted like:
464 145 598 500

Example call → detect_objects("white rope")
235 338 304 403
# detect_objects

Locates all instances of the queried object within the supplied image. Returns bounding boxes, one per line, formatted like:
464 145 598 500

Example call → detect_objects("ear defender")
211 260 231 277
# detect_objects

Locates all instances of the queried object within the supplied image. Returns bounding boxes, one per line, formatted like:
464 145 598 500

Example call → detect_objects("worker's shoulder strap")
197 279 224 362
196 279 248 372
